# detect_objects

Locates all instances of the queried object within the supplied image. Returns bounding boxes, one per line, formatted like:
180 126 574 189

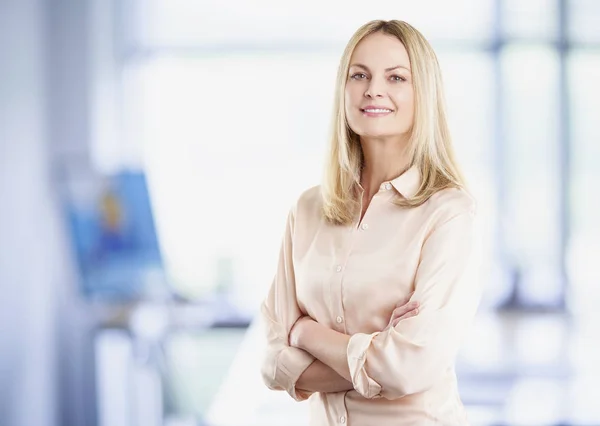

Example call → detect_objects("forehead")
350 32 411 69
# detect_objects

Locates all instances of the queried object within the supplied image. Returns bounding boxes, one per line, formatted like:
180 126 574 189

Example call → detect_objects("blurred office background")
1 0 599 425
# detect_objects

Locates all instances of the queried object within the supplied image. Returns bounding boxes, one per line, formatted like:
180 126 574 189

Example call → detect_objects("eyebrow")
350 63 411 72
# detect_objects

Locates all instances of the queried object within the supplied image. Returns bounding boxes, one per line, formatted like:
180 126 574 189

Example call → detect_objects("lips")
360 106 394 116
361 105 394 111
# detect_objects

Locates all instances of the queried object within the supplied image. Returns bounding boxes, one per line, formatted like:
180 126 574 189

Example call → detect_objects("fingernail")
414 308 419 314
411 301 419 307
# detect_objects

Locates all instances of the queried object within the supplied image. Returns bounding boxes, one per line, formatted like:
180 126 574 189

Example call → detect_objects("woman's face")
344 32 414 140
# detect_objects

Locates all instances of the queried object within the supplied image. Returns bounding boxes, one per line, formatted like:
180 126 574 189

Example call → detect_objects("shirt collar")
356 165 421 198
388 165 421 198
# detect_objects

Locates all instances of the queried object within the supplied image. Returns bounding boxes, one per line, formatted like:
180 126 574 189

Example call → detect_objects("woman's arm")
260 204 418 398
260 208 316 401
291 296 421 385
293 318 353 381
295 360 354 393
292 209 480 400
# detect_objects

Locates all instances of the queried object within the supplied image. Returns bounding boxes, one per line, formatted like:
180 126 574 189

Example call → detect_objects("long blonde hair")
321 20 467 225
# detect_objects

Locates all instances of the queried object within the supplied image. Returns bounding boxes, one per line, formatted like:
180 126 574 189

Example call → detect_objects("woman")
260 19 481 425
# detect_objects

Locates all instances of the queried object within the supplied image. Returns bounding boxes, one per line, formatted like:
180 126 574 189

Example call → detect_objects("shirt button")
336 265 342 272
340 416 346 424
385 183 392 190
336 316 343 323
361 223 369 230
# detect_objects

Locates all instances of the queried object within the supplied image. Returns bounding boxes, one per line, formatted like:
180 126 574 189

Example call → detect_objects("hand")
385 292 420 330
289 316 313 348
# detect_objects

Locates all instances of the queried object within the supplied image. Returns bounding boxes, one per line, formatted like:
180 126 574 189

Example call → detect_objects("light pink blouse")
260 166 481 425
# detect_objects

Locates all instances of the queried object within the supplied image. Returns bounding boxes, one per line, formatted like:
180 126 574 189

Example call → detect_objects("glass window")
500 44 563 307
436 51 501 308
568 0 600 43
566 51 600 314
124 0 494 49
502 0 558 40
123 53 338 311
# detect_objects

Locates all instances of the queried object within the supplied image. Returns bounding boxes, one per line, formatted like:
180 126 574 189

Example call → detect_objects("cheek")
345 84 361 106
344 86 364 120
392 88 414 110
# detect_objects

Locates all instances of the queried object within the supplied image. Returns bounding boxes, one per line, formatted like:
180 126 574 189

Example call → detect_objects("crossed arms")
260 207 480 401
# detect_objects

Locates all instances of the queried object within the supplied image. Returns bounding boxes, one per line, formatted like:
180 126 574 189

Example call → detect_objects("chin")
352 123 411 140
355 127 397 139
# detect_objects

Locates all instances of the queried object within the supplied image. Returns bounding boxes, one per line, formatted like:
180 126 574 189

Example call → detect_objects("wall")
0 0 92 425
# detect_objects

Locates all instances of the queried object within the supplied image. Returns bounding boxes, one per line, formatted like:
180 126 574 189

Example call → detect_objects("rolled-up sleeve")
347 208 481 400
260 207 316 401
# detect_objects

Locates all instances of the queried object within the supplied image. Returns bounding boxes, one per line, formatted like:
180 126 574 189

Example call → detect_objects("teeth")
364 108 392 113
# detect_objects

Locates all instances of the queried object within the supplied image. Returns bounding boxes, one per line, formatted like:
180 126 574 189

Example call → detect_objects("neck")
360 135 411 197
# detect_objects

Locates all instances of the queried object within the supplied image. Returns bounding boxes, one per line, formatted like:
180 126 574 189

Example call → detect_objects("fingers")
389 300 420 328
394 300 419 317
396 291 415 307
391 306 419 327
384 293 420 331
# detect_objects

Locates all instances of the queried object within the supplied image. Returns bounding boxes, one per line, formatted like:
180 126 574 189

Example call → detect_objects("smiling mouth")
361 108 393 113
361 108 394 116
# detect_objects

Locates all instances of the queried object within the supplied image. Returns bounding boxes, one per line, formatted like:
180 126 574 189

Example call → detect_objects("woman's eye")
390 75 406 82
351 73 367 80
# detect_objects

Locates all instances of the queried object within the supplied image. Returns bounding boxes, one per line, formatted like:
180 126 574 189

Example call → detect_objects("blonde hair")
321 20 467 225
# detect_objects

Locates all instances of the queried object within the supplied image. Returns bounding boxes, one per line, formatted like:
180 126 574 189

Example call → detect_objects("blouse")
260 166 481 426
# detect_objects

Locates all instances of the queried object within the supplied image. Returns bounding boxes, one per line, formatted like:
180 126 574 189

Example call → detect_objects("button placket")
332 230 353 335
328 392 348 426
333 261 347 331
329 233 353 424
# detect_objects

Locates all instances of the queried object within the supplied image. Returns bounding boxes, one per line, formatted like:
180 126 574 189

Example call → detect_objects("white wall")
46 0 100 424
0 0 60 425
0 1 88 425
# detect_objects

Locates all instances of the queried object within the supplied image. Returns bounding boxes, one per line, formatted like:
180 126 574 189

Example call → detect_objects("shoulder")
296 185 322 209
285 185 324 239
423 186 477 225
288 184 323 221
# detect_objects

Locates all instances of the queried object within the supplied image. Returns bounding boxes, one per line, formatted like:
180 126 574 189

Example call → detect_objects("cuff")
276 345 316 401
347 332 382 399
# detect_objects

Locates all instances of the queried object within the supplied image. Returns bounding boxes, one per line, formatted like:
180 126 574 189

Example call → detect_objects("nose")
365 76 385 99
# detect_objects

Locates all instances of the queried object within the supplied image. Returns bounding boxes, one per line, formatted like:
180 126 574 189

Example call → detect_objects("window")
569 0 600 43
124 0 494 49
567 51 600 314
123 53 338 310
502 0 558 40
499 44 564 307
